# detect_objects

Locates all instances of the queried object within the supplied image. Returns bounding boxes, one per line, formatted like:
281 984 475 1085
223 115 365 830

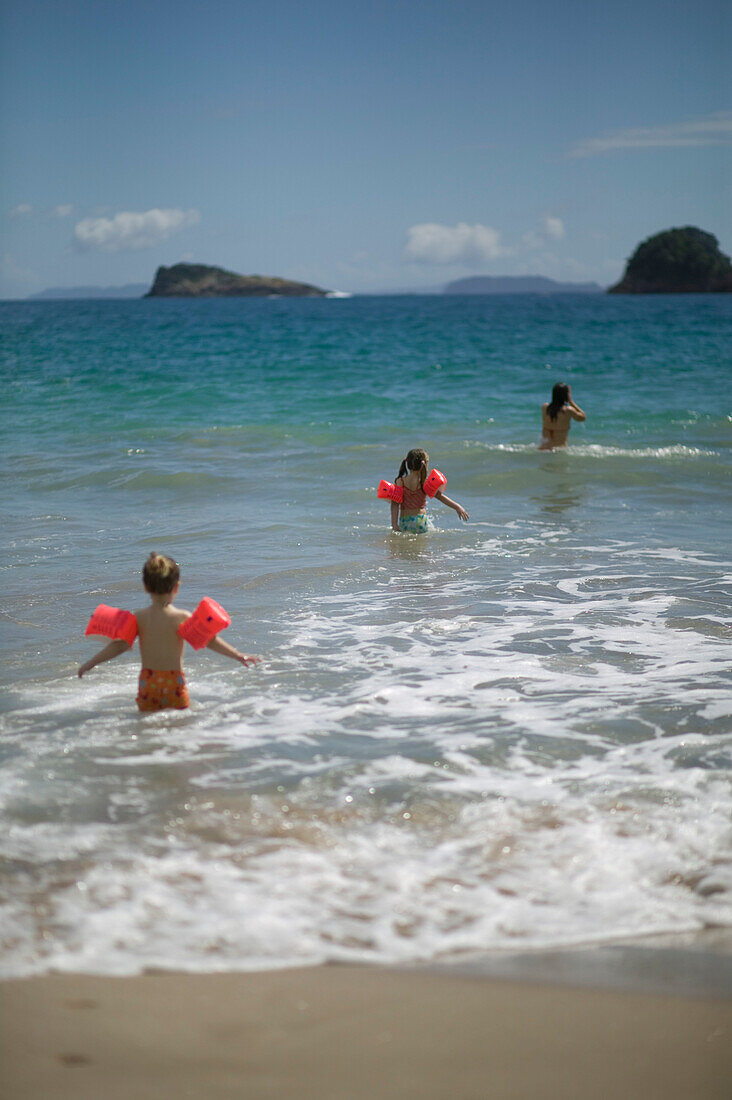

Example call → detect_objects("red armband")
377 479 404 503
85 605 138 646
178 598 231 650
423 469 447 497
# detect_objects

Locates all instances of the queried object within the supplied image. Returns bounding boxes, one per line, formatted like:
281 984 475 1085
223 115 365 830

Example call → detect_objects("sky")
1 0 730 296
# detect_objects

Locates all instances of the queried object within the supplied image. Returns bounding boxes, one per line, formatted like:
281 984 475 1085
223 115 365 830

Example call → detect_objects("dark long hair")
397 448 429 485
547 382 570 421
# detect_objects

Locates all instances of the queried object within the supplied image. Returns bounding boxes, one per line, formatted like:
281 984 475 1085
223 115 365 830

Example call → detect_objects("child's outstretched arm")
434 491 469 521
206 635 261 667
390 500 400 532
78 639 132 678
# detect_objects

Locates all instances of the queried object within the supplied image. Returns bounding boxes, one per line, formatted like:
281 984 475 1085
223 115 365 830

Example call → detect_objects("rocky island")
608 227 732 294
145 263 329 298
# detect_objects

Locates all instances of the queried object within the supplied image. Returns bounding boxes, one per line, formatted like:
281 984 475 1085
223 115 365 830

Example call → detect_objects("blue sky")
1 0 730 296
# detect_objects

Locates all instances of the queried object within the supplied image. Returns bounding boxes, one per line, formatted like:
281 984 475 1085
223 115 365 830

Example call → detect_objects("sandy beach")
2 954 730 1100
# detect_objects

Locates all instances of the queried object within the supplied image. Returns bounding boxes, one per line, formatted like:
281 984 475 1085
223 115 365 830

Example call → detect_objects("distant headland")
444 275 603 295
145 263 329 298
608 227 732 294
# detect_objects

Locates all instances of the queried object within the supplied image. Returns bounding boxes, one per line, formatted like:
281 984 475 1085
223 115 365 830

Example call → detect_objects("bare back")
134 602 190 670
539 403 582 450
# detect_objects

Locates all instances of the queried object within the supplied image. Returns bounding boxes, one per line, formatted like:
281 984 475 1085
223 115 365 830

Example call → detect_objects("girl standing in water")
388 448 469 533
539 383 586 450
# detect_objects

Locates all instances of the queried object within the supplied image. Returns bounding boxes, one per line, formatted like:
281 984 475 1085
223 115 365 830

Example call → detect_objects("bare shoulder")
167 604 191 624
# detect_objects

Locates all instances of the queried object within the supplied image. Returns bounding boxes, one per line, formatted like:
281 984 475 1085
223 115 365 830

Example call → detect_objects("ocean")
0 293 730 976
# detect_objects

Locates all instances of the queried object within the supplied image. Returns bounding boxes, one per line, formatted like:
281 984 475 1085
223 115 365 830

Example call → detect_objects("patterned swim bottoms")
137 669 190 712
399 512 430 534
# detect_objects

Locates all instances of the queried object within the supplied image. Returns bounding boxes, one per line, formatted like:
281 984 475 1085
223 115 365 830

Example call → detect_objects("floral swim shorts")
399 512 430 534
137 669 190 712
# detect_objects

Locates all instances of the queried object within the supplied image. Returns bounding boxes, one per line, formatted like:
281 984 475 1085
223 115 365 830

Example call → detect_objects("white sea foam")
1 529 730 976
462 439 721 459
1 731 729 977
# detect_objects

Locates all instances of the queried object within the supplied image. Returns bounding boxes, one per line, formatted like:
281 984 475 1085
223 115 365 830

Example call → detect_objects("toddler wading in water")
390 448 469 533
78 553 260 711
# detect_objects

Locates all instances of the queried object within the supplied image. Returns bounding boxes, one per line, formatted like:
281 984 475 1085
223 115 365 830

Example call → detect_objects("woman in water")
539 383 586 450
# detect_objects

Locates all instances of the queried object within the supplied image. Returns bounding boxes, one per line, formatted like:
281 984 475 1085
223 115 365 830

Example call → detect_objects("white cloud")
522 217 565 250
73 208 201 252
570 110 732 157
10 204 33 217
54 204 74 217
404 222 507 265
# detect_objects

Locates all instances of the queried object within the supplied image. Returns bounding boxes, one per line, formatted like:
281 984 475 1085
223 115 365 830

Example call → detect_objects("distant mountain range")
28 229 728 300
28 284 148 300
28 272 606 300
444 275 603 295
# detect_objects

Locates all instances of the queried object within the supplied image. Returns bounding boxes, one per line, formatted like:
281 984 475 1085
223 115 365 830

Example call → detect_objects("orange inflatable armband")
423 469 447 497
178 597 231 650
377 479 404 503
85 604 138 646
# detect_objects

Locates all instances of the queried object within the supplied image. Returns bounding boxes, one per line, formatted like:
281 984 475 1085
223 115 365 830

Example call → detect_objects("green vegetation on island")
608 227 732 294
145 263 329 298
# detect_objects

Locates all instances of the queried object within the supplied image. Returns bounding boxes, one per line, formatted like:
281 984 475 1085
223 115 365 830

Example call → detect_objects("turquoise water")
1 294 730 974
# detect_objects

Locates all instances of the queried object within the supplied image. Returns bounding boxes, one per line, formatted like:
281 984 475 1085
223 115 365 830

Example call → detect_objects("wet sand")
1 958 730 1100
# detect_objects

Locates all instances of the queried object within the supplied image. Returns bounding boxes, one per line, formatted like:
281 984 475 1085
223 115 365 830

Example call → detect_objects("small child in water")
78 553 260 711
391 448 469 533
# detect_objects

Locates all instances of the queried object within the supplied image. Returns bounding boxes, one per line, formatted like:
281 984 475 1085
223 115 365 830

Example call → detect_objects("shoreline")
3 924 731 994
2 942 730 1100
427 927 732 1000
